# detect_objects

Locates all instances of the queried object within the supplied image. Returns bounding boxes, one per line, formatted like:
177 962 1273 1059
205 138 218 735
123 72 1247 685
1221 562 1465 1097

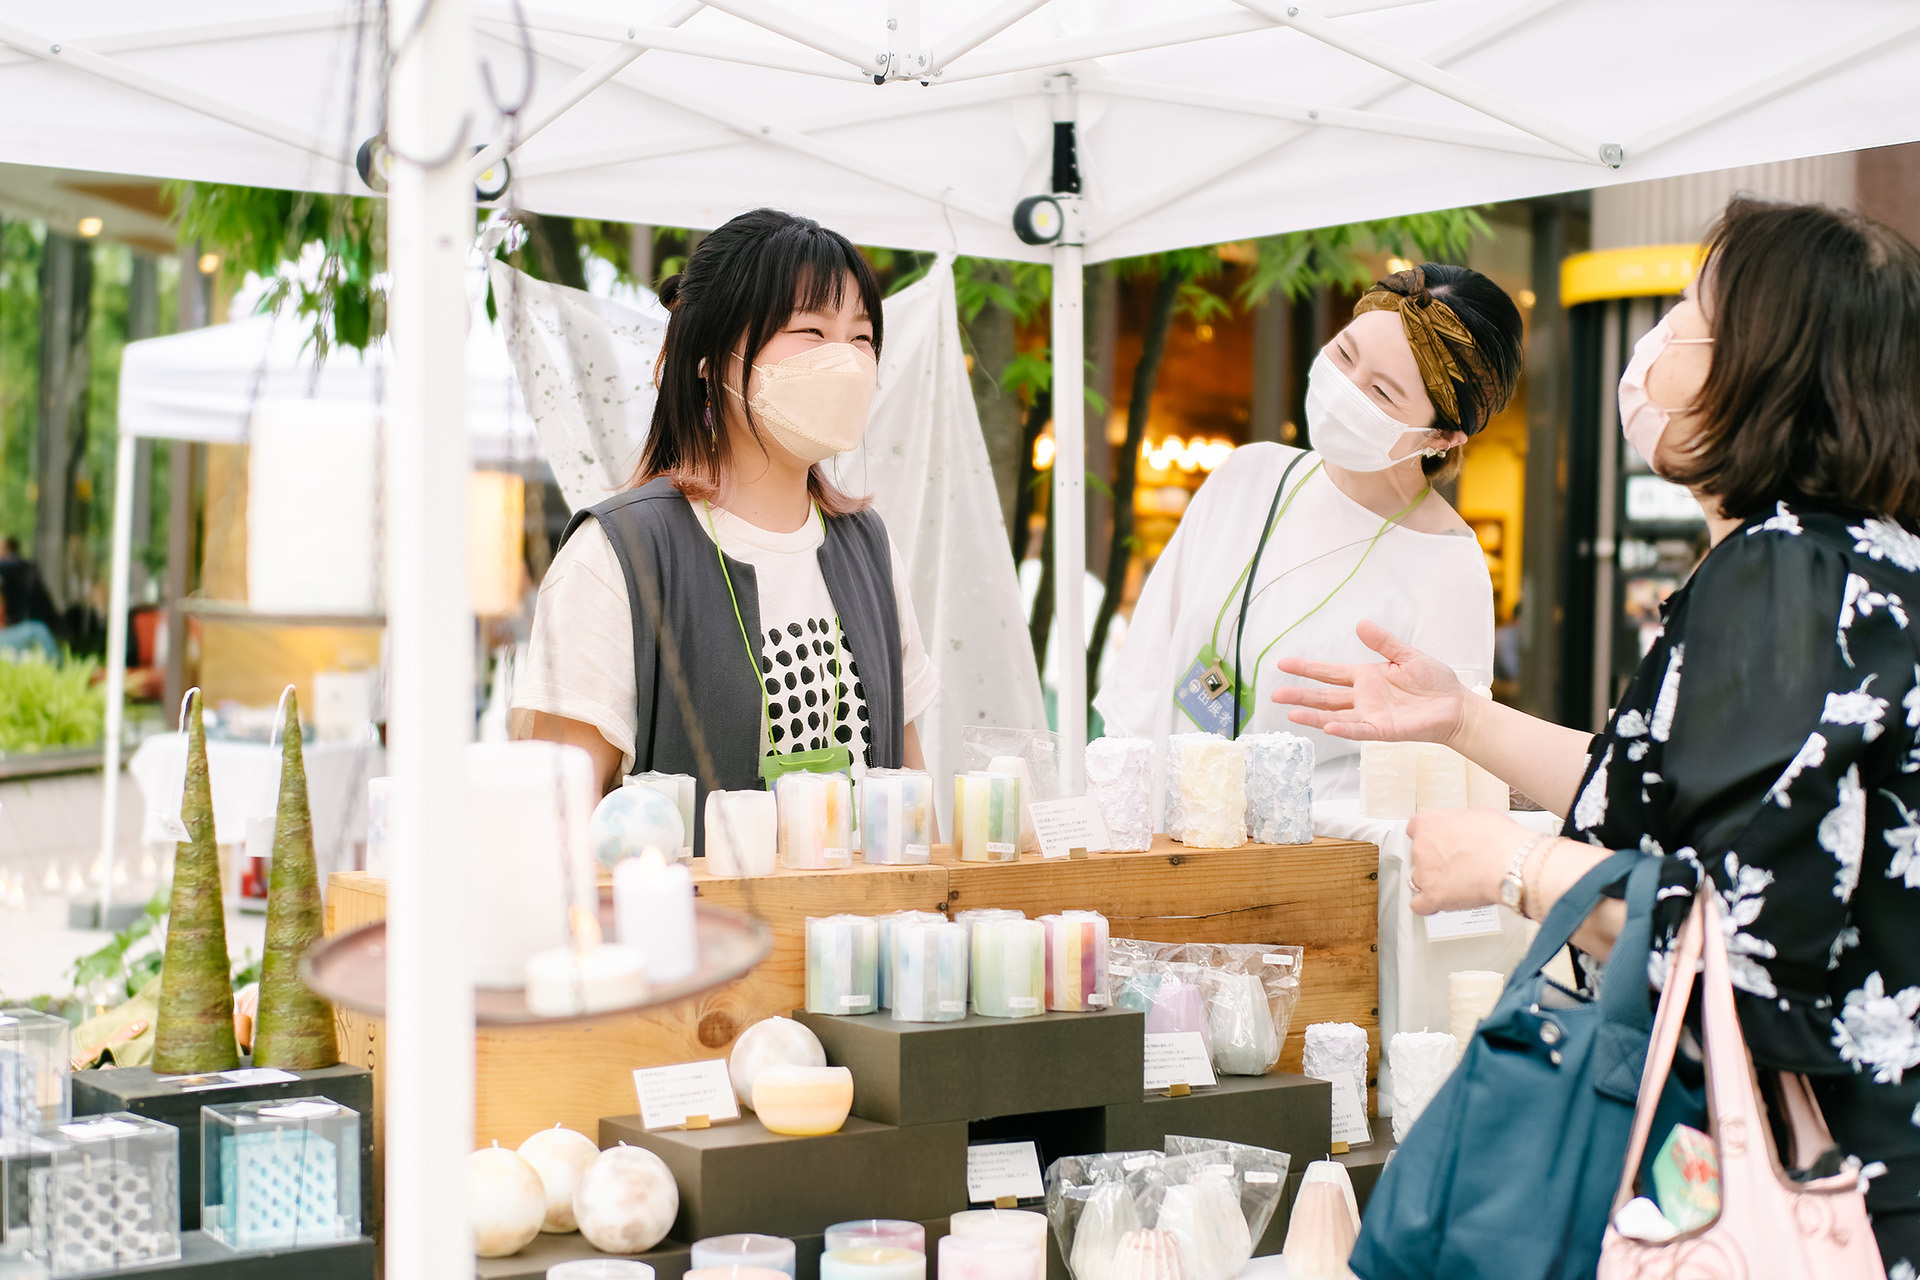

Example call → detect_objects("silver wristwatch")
1499 833 1552 916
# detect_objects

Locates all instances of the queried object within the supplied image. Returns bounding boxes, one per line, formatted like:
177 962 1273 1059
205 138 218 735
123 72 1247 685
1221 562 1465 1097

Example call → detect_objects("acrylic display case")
25 1112 182 1275
201 1096 361 1252
0 1008 73 1155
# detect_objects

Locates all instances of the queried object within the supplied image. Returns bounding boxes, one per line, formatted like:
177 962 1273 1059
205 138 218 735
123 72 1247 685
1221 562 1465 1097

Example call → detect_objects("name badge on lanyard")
1176 642 1253 736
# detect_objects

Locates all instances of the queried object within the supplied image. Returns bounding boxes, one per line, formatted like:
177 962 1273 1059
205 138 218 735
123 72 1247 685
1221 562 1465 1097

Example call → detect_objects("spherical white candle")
467 1143 546 1258
516 1125 601 1234
728 1016 827 1110
524 943 647 1018
574 1144 679 1254
615 850 698 983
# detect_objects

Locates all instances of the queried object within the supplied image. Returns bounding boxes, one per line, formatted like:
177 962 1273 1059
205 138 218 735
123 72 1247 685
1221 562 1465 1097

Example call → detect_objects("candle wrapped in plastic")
954 908 1025 943
1085 737 1155 852
1164 734 1247 849
705 790 778 877
806 915 881 1016
970 917 1046 1018
777 772 854 870
1158 1136 1290 1270
1045 1151 1162 1280
1107 1232 1186 1280
1040 912 1111 1012
986 755 1041 854
890 919 970 1024
1241 732 1313 845
876 910 947 1011
860 769 935 865
1108 940 1303 1076
954 772 1022 862
623 771 697 861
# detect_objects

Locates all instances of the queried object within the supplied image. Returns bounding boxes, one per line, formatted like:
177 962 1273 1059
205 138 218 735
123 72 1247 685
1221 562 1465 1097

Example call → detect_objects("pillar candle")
751 1064 853 1136
1156 1171 1253 1280
954 772 1021 862
704 790 777 877
938 1234 1041 1280
861 769 935 865
548 1262 657 1280
826 1221 927 1255
954 908 1024 941
1165 733 1247 849
949 1211 1046 1280
624 772 697 861
777 772 854 870
1243 732 1314 845
1039 911 1110 1011
465 742 598 989
1413 744 1470 812
985 755 1040 854
823 1248 926 1280
524 943 648 1017
1085 738 1154 852
889 919 968 1023
1388 1032 1461 1143
877 910 947 1009
1359 743 1418 820
1302 1022 1371 1147
806 915 880 1016
686 1269 790 1280
970 918 1045 1018
692 1235 797 1277
613 850 698 984
1448 970 1504 1045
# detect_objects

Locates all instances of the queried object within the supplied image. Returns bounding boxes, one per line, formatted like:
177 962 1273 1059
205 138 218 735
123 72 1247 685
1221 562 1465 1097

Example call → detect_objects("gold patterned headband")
1352 267 1501 433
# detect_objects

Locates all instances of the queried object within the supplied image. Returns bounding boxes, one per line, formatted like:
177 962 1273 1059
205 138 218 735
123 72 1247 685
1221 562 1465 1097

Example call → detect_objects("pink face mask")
1617 316 1713 473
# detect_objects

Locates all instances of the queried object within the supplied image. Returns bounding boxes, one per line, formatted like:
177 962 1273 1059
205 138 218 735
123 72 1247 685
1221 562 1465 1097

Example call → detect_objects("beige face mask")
727 341 878 465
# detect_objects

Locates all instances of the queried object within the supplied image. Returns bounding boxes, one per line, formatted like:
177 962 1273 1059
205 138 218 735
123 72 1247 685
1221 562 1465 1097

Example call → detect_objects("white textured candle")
1388 1031 1460 1142
1166 733 1247 849
705 790 778 877
465 742 598 989
1448 970 1504 1045
1085 738 1154 852
1243 732 1314 845
524 943 648 1017
777 772 854 870
1359 742 1419 820
614 850 698 984
1413 744 1470 812
1302 1021 1371 1146
624 772 698 860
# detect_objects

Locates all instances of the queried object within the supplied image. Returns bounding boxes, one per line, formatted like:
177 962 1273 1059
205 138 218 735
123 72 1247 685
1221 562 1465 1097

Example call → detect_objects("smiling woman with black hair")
509 209 938 838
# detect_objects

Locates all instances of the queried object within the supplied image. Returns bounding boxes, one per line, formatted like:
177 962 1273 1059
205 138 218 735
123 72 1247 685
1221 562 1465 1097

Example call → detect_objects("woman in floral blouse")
1276 197 1920 1271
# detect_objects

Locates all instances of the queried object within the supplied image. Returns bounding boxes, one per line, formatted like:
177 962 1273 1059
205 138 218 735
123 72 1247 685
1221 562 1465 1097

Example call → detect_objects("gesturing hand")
1270 619 1468 746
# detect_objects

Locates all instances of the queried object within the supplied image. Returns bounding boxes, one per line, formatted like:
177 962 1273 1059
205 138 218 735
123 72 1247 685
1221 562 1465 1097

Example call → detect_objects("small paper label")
1426 906 1502 941
905 844 931 860
939 1000 965 1013
258 1101 339 1119
219 1068 300 1086
966 1141 1045 1204
986 841 1017 856
1087 994 1110 1007
634 1059 741 1131
1321 1072 1372 1147
1143 1031 1218 1091
1110 963 1135 977
1008 996 1040 1010
1246 1171 1280 1185
1262 953 1296 968
825 847 851 864
839 995 872 1010
153 812 191 843
1028 796 1114 860
60 1118 143 1141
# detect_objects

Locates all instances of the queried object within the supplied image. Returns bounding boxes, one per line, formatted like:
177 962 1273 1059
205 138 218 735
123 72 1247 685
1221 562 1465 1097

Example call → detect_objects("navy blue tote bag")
1351 850 1694 1280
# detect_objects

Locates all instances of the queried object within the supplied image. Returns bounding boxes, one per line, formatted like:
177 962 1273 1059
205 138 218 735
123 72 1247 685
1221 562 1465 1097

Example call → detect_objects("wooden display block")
325 832 1377 1169
71 1064 374 1233
795 1009 1145 1126
599 1113 968 1242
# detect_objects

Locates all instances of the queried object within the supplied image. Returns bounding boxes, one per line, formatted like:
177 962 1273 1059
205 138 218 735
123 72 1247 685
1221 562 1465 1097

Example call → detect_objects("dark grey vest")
561 478 905 847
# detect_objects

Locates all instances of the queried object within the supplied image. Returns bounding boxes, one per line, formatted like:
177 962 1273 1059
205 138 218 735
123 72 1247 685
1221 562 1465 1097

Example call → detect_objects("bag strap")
1594 854 1667 1036
1611 889 1707 1213
1510 849 1656 997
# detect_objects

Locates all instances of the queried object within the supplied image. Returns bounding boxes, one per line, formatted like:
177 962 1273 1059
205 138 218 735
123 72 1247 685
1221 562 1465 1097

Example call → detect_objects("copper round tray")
301 901 772 1026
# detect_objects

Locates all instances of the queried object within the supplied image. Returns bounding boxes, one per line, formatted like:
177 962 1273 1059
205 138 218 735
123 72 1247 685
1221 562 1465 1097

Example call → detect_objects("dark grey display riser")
67 1229 373 1278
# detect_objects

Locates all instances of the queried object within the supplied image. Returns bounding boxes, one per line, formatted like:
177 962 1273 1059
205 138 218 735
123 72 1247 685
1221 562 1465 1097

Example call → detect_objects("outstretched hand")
1270 619 1468 746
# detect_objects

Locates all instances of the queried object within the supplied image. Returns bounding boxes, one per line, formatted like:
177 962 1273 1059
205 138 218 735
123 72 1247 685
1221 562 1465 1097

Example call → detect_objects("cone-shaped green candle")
152 688 241 1074
252 686 338 1069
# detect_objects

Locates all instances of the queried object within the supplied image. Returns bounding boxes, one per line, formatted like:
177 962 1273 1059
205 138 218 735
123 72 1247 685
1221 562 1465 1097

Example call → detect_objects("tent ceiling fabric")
5 1 1920 263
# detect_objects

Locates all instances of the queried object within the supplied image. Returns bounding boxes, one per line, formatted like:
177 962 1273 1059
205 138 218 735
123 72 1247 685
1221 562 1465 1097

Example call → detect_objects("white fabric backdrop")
488 256 1048 820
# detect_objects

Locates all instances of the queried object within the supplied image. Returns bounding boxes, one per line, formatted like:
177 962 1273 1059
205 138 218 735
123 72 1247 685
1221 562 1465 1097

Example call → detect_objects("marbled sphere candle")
876 910 946 1010
949 1211 1046 1280
728 1016 826 1110
954 772 1020 862
692 1235 797 1277
938 1234 1041 1280
826 1221 927 1254
777 772 853 870
1040 911 1110 1011
970 917 1045 1018
705 790 777 877
891 919 969 1023
806 915 880 1015
624 771 697 860
821 1247 926 1280
861 769 935 865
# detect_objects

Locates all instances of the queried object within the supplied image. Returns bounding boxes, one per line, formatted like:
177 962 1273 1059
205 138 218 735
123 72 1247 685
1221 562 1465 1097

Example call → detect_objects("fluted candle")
777 772 854 870
806 915 880 1016
954 772 1021 862
890 919 969 1023
705 790 777 877
861 769 935 865
1040 911 1110 1011
970 917 1045 1018
876 910 946 1010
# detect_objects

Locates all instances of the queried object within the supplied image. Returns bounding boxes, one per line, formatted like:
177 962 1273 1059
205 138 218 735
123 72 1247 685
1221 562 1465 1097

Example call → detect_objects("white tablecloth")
1313 797 1562 1114
127 733 384 879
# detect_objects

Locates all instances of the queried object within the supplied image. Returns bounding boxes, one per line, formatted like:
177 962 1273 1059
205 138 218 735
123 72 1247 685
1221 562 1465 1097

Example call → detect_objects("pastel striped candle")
890 919 969 1023
970 918 1045 1018
822 1248 925 1280
777 773 854 870
861 769 935 865
805 915 880 1016
876 910 946 1009
954 772 1020 863
1040 911 1110 1011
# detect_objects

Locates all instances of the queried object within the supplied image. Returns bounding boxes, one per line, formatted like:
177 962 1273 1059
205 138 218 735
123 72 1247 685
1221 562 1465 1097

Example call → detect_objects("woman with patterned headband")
1095 263 1524 812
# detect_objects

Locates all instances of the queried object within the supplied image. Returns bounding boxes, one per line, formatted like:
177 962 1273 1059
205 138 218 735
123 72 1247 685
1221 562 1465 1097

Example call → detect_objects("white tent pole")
0 12 346 71
931 0 1051 72
1231 0 1610 165
385 0 476 1269
1050 81 1086 794
695 0 881 74
96 428 137 927
500 11 854 80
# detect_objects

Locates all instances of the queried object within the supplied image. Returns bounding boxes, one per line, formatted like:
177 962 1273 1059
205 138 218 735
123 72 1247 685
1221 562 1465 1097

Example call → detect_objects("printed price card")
634 1059 740 1131
1142 1031 1217 1092
1028 797 1113 860
967 1141 1045 1204
1425 906 1502 941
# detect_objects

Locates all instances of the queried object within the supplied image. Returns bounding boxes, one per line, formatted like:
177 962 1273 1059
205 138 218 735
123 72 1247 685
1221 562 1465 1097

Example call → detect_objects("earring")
1423 446 1448 458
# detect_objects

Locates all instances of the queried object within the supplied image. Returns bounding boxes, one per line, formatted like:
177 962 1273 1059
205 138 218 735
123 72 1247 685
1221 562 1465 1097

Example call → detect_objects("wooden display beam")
325 833 1379 1177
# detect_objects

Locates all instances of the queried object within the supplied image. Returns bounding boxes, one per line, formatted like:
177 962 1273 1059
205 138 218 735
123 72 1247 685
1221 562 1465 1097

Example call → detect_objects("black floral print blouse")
1566 501 1920 1267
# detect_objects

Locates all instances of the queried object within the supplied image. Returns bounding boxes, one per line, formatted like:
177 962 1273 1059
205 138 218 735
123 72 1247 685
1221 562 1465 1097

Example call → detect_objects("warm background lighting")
76 217 103 238
198 252 222 275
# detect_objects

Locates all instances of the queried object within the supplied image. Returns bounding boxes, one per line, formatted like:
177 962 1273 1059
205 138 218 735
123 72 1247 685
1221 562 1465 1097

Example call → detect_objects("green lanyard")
705 502 854 783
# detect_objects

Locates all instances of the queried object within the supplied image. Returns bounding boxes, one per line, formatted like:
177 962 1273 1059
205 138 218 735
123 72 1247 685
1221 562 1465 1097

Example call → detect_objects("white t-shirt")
1094 442 1494 812
509 498 940 776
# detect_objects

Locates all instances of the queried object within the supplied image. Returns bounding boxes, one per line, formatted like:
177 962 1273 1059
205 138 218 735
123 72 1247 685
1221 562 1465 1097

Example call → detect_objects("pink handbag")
1597 889 1885 1279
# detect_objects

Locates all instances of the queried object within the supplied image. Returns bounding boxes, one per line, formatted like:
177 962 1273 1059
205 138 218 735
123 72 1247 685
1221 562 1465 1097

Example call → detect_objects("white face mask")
1616 316 1713 475
727 341 878 465
1304 351 1434 472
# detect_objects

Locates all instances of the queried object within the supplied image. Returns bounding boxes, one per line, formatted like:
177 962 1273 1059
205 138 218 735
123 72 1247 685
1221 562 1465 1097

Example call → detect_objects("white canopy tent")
11 1 1920 1271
